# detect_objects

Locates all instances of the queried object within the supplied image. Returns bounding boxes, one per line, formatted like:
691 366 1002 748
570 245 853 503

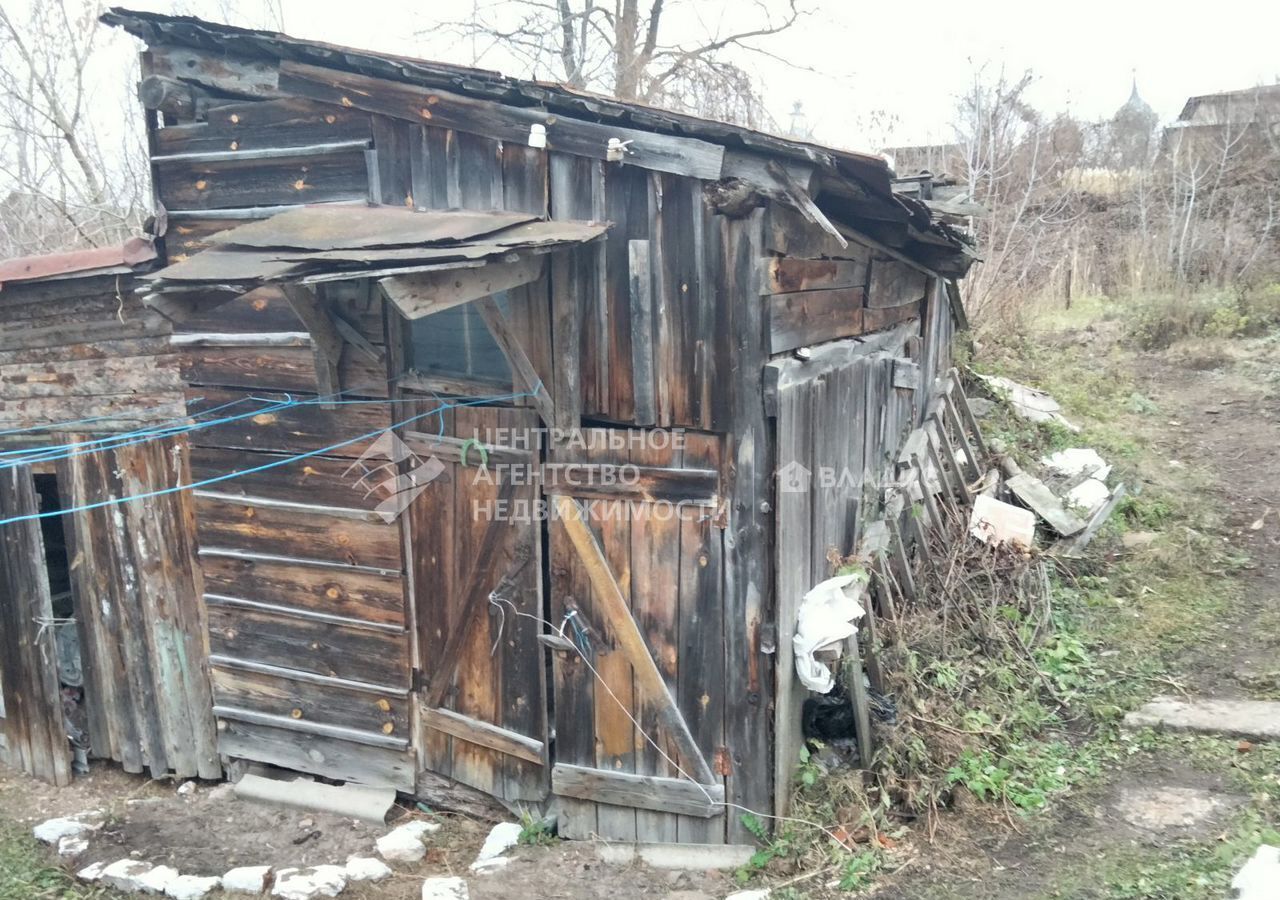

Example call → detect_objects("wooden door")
545 429 728 844
0 466 71 785
408 405 549 803
59 435 220 781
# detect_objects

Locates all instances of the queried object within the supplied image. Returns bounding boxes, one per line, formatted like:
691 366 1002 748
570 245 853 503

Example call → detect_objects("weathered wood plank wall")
0 467 72 785
58 435 221 780
0 277 185 439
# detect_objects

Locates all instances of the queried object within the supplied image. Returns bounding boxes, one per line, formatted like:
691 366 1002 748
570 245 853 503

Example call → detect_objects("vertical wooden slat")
719 209 774 842
0 466 71 785
676 433 727 843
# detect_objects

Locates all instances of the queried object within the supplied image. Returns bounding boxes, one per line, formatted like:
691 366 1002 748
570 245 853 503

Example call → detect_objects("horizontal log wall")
0 276 184 439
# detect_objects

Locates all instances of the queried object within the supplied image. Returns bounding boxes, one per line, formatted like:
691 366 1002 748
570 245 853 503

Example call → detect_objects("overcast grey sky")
83 0 1280 152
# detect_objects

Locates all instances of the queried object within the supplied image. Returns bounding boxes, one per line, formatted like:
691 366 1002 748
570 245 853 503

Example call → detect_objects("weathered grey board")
58 436 221 780
0 467 71 785
552 764 725 818
218 718 416 790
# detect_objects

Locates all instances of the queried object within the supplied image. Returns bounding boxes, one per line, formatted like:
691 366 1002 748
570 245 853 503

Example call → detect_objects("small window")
403 294 512 383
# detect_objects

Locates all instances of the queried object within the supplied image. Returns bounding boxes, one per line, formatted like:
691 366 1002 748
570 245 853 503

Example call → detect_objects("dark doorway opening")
33 473 89 775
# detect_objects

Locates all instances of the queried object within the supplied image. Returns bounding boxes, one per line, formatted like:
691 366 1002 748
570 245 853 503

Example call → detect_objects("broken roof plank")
206 206 538 250
1006 472 1086 537
380 254 545 320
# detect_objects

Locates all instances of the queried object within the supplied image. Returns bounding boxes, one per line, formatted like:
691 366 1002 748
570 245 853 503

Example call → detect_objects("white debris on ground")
977 374 1081 432
57 835 89 856
1233 845 1280 899
77 861 108 882
345 856 393 882
164 874 222 900
100 859 171 893
1066 477 1111 515
33 813 101 844
222 865 273 894
422 876 470 900
725 890 772 900
376 818 440 862
1041 447 1111 480
271 865 347 900
969 494 1036 549
469 820 523 873
176 781 197 796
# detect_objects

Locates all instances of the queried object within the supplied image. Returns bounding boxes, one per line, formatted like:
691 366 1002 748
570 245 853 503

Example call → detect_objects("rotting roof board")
144 205 608 287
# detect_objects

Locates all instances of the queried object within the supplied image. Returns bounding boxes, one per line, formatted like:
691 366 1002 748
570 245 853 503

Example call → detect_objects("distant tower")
787 101 812 140
1110 71 1159 167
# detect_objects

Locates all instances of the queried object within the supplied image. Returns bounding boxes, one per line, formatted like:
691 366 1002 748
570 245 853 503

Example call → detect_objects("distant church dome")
1118 75 1156 121
1110 72 1158 167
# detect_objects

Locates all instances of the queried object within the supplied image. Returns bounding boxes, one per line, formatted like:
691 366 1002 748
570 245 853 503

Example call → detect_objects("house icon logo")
343 430 446 523
777 460 812 494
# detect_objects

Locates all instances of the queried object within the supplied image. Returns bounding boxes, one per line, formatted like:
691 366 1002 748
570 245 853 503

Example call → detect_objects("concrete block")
422 876 469 900
33 815 99 845
376 820 438 863
223 865 272 894
165 875 222 900
345 857 392 882
1125 697 1280 742
271 866 347 900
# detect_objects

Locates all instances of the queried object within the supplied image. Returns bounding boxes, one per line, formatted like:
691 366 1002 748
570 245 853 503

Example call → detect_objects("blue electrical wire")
0 386 538 527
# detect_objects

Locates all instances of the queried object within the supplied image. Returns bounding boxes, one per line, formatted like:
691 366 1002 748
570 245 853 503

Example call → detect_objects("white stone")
33 815 100 844
1233 845 1280 899
474 821 522 864
1066 477 1110 515
1041 448 1110 481
58 835 89 857
165 875 222 900
421 876 470 900
101 859 161 892
77 861 108 882
399 819 441 838
222 865 272 894
137 865 182 894
344 857 392 883
176 781 197 796
376 821 438 863
468 857 509 874
271 866 347 900
725 891 771 900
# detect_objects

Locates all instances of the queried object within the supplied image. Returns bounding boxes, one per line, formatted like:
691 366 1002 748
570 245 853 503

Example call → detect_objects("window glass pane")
404 293 512 382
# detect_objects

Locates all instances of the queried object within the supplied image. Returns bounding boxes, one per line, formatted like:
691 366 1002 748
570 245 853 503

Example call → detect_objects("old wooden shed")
0 8 974 846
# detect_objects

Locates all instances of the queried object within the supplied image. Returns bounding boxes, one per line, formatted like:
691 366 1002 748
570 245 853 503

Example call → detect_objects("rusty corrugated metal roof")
0 237 156 288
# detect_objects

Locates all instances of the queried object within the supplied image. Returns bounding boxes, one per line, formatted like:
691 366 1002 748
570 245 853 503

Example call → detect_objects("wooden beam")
422 707 544 766
277 59 725 180
143 289 240 323
380 255 545 320
170 331 311 348
475 294 555 427
280 283 343 406
550 494 715 785
552 764 724 818
766 160 847 248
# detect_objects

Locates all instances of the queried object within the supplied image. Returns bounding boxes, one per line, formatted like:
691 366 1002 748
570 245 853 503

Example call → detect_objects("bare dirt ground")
0 762 732 899
873 334 1280 898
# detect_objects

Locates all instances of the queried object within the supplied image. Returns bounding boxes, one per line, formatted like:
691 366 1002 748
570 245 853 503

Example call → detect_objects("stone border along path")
34 801 528 900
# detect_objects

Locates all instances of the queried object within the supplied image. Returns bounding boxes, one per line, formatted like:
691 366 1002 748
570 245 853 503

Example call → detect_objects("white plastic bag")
792 573 867 693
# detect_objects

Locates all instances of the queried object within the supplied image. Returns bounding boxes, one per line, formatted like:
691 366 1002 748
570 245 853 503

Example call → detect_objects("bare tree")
432 0 805 125
0 0 147 255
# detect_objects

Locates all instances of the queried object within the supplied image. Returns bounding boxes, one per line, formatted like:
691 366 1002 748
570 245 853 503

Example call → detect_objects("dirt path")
877 338 1280 899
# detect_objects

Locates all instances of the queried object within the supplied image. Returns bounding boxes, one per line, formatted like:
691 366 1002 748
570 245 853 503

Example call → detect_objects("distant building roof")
1177 84 1280 126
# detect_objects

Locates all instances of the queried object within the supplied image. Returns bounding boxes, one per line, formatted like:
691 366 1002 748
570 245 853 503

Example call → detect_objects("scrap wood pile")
809 369 1123 828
